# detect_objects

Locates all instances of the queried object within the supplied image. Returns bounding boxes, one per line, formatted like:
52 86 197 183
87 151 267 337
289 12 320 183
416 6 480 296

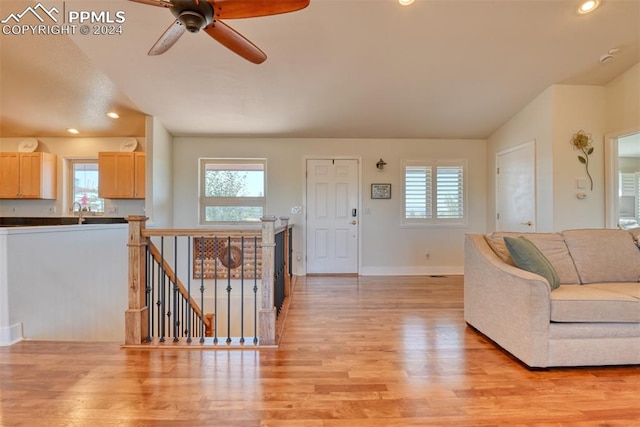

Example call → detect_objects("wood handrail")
148 241 213 336
143 229 261 238
142 225 290 238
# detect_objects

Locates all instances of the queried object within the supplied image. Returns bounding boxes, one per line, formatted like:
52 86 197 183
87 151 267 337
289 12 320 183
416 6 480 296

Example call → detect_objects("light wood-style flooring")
1 275 639 426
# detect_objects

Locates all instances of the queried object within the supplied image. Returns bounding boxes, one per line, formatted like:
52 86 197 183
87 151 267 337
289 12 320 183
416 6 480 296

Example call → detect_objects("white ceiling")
1 0 639 139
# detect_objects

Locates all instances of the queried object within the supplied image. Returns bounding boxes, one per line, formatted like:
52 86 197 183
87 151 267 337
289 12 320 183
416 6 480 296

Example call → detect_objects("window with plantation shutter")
403 160 466 226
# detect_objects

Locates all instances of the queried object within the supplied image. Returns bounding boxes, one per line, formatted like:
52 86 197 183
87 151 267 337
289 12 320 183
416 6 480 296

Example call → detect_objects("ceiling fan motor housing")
179 10 206 32
170 0 214 33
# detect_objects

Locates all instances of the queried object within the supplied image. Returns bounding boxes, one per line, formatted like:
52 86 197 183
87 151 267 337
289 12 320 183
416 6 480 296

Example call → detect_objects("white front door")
496 141 536 232
306 159 359 274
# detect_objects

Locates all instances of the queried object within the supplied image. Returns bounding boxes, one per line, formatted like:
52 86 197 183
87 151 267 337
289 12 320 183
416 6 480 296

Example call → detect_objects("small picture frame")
371 183 391 199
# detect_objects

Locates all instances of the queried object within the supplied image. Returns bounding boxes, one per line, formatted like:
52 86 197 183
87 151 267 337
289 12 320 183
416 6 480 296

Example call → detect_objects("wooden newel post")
279 216 291 298
259 216 277 345
125 216 149 345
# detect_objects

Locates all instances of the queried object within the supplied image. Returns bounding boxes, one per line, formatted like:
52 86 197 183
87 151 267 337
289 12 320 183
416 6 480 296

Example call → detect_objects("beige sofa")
464 229 640 368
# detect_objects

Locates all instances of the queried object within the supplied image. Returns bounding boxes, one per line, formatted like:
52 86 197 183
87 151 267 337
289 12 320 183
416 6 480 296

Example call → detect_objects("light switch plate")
577 178 587 189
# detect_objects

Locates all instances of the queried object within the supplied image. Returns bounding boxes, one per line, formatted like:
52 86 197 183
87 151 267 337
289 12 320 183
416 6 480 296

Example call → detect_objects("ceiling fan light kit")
129 0 310 63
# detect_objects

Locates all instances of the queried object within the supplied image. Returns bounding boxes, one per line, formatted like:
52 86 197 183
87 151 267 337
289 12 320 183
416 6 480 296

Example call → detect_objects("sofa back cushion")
563 229 640 284
485 232 580 284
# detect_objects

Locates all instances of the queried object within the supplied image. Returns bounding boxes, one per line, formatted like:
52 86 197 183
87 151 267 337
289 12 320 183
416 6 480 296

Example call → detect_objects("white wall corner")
0 323 23 346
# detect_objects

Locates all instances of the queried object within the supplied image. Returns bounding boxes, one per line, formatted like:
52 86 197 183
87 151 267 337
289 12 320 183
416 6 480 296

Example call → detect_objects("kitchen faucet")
72 202 84 224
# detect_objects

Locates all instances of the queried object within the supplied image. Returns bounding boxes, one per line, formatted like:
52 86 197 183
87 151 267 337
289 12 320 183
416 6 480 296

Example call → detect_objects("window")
69 159 104 213
403 160 466 225
199 159 266 224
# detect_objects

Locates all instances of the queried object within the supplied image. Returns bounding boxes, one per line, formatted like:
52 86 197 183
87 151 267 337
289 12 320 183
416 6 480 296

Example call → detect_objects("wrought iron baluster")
173 236 179 342
199 236 205 344
253 235 258 344
159 236 166 342
213 236 218 344
240 236 245 344
145 241 152 342
186 237 192 343
226 236 232 344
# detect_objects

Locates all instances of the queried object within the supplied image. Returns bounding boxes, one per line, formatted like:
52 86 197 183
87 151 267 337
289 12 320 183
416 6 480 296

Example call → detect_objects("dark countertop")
0 217 128 227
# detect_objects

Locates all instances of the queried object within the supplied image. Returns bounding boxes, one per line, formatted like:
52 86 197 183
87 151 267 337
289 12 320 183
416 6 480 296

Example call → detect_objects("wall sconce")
376 158 387 171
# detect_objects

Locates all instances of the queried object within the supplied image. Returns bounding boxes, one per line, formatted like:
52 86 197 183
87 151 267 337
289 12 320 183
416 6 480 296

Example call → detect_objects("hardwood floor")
1 275 638 426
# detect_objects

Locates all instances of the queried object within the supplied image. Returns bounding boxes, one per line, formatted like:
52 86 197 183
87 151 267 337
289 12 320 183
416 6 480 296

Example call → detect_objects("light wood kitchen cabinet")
0 152 57 199
98 152 145 199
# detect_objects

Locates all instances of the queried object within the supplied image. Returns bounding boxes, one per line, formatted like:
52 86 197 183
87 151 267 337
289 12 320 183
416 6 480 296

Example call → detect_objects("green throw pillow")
503 236 560 290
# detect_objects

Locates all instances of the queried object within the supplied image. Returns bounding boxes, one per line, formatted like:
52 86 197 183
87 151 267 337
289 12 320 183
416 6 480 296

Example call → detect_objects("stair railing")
124 215 292 347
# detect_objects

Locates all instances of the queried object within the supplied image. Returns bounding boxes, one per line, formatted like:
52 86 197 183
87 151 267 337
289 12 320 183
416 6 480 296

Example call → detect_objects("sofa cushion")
627 227 640 248
504 236 560 290
485 232 580 284
525 233 581 285
485 232 516 266
551 284 640 322
563 229 640 284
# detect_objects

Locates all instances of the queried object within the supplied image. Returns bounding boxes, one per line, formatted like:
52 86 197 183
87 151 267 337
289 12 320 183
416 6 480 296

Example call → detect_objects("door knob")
521 221 532 226
351 220 357 225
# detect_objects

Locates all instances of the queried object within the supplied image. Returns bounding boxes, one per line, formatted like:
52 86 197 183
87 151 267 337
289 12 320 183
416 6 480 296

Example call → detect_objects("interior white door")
306 159 359 274
496 141 536 232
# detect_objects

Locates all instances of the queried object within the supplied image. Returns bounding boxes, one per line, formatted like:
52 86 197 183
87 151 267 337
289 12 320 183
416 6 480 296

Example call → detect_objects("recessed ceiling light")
106 112 120 119
399 0 415 6
578 0 600 14
67 128 80 134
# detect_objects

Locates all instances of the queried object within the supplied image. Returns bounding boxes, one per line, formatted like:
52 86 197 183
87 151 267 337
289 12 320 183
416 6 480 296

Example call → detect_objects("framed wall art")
371 183 391 199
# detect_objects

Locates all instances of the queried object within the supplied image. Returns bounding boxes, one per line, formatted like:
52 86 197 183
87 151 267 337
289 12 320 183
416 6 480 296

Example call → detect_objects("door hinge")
496 167 500 175
497 213 500 220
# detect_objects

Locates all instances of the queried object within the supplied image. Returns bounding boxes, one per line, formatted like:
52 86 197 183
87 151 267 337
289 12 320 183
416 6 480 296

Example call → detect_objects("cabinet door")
0 153 20 198
134 153 146 199
19 153 43 198
99 152 135 198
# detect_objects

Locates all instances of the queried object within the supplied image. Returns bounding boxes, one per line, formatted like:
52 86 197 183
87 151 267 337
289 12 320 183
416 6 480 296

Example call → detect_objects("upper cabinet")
0 152 57 199
98 152 145 199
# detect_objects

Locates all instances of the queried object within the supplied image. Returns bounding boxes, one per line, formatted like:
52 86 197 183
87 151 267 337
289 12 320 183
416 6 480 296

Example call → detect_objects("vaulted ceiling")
1 0 638 139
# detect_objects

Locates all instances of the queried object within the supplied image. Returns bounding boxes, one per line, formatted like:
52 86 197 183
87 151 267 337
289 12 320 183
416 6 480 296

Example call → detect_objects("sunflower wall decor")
570 130 594 191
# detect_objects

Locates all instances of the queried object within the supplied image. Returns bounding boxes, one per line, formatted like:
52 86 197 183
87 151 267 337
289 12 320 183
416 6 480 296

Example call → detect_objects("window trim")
199 158 267 225
67 158 104 214
401 159 468 227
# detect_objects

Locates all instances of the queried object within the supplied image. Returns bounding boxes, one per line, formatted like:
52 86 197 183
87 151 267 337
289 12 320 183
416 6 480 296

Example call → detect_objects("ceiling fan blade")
204 20 267 64
129 0 173 8
210 0 310 19
148 20 187 55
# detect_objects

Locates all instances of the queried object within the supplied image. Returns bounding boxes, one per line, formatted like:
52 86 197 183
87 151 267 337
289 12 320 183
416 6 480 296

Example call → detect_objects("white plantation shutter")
405 166 432 219
436 165 464 219
403 160 466 225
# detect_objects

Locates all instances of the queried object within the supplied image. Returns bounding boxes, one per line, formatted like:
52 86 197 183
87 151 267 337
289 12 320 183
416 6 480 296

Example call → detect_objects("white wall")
145 117 173 227
5 224 128 342
0 137 146 217
172 137 487 275
605 62 640 134
552 85 606 230
486 88 555 231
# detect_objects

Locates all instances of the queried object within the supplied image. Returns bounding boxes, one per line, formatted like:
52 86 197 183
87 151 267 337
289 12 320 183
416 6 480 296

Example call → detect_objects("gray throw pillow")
504 236 560 290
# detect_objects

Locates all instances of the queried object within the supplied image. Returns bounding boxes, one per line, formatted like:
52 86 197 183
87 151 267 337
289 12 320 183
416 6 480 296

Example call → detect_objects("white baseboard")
0 323 23 346
359 266 464 276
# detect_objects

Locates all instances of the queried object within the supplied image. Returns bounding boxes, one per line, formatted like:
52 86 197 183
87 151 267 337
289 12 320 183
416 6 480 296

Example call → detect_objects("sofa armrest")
464 233 552 367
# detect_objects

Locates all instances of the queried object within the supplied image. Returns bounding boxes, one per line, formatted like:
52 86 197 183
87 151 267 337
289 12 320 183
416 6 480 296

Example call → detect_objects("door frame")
604 127 640 228
302 156 362 275
495 140 537 232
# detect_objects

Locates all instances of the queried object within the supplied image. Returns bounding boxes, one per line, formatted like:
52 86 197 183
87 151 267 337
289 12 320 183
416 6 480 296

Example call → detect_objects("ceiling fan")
129 0 310 64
